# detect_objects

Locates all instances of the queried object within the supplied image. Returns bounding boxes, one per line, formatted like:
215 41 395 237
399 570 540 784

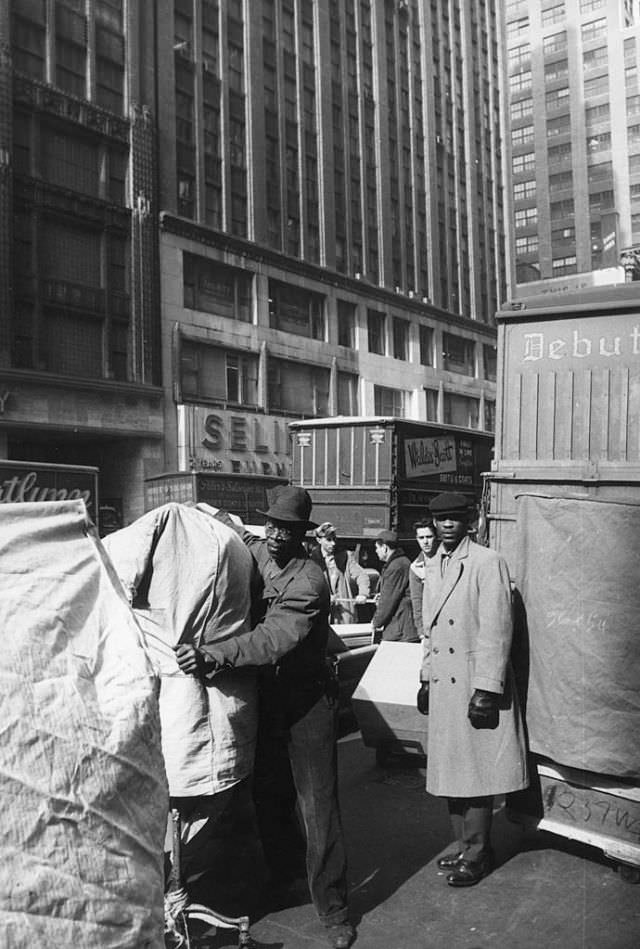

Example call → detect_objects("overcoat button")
449 647 454 653
451 677 456 683
448 619 454 625
433 647 439 654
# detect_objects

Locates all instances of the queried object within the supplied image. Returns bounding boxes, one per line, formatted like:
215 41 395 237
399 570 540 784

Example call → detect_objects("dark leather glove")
468 688 499 729
416 681 430 715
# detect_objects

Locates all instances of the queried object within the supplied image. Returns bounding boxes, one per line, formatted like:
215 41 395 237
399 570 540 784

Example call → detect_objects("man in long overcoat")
416 492 528 886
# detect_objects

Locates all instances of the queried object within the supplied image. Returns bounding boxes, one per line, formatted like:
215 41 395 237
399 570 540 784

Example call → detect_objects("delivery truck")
289 416 493 543
486 284 640 882
144 471 286 521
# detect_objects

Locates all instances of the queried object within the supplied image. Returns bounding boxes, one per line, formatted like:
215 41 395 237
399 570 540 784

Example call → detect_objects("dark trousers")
447 795 494 863
253 693 349 926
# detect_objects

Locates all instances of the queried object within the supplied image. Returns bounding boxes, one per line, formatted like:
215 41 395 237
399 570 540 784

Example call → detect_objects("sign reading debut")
403 434 458 480
510 314 640 371
179 405 292 478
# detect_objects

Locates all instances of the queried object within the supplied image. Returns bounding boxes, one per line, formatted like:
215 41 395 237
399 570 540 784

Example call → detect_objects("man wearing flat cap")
371 529 418 643
175 486 355 949
310 522 370 625
416 492 528 887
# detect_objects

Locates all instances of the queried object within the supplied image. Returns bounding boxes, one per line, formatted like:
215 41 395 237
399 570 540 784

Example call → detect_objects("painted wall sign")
508 314 640 372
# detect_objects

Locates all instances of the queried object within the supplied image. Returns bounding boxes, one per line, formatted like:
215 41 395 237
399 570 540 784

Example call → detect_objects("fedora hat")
258 485 317 528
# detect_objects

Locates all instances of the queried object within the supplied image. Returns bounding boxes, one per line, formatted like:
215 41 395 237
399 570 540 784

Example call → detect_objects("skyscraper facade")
506 0 640 295
157 0 505 481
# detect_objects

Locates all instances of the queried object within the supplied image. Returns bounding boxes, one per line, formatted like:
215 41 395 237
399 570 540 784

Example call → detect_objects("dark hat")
258 485 317 527
375 529 398 545
429 492 471 517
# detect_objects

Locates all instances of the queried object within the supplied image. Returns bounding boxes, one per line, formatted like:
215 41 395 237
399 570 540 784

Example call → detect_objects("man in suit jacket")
409 518 440 634
175 486 355 949
416 492 528 887
371 530 418 642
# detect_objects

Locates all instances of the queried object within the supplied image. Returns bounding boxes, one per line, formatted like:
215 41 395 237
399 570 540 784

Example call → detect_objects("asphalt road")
192 732 640 949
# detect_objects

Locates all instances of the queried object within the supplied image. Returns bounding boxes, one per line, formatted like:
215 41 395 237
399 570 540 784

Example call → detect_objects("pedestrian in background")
310 522 370 625
175 487 355 949
416 492 528 887
409 518 440 634
371 529 418 643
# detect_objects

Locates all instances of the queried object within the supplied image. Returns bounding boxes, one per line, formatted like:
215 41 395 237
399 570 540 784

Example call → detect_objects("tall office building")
506 0 640 295
156 0 506 483
1 0 163 525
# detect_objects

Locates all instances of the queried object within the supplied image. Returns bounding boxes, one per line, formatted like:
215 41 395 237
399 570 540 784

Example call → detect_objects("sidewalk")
198 734 640 949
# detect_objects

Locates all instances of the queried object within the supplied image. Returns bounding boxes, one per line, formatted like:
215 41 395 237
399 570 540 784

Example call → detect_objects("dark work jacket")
372 547 419 643
201 528 331 726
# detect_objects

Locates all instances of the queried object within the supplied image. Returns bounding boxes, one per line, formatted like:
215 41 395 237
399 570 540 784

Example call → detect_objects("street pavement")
194 732 640 949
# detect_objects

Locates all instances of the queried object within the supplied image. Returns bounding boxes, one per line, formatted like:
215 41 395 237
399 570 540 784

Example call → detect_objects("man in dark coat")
416 492 528 887
174 486 355 949
371 529 418 642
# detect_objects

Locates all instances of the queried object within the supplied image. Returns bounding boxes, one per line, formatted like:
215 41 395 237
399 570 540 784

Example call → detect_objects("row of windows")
178 340 496 430
507 4 606 38
182 253 496 380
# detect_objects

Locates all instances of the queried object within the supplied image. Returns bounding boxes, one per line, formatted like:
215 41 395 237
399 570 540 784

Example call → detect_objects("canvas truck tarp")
103 502 258 797
0 500 168 949
516 494 640 780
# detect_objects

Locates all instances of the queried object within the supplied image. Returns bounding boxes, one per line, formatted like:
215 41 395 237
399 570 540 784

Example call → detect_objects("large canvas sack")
0 500 168 949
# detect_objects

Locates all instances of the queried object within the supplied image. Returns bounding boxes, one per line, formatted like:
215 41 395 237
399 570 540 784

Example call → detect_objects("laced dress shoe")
446 855 492 887
437 850 463 870
325 921 356 948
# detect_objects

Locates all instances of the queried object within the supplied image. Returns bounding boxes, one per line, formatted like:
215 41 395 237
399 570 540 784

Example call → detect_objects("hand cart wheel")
164 807 254 948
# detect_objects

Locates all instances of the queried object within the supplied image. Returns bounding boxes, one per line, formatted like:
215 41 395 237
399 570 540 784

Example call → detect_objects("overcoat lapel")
423 537 471 627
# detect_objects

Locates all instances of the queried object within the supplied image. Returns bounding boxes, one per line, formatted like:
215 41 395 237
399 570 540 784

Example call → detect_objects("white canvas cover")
103 502 258 796
0 501 168 949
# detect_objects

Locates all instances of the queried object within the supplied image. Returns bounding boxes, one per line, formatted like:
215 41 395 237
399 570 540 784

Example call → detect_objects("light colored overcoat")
420 536 528 797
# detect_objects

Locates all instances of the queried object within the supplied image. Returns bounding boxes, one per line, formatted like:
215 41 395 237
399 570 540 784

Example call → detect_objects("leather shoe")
325 922 356 948
437 850 463 870
446 856 492 887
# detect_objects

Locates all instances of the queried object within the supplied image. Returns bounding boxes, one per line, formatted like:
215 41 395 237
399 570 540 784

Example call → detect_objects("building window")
544 59 568 83
552 255 577 275
547 114 571 137
583 46 607 71
367 308 386 355
516 234 539 255
584 75 609 99
543 31 567 55
268 358 330 416
419 325 433 366
55 4 87 98
392 317 409 360
180 340 258 406
549 171 573 193
508 44 531 68
443 393 479 429
585 102 610 126
548 142 572 166
337 299 356 348
551 198 575 220
628 95 640 117
511 98 533 121
541 4 565 27
587 130 611 152
512 125 534 147
269 280 325 340
337 371 359 415
510 70 532 93
581 18 607 43
183 253 252 321
442 332 475 376
374 385 407 416
425 388 438 421
506 17 529 40
589 189 614 209
587 160 613 182
512 152 535 174
483 344 497 383
580 0 604 10
551 224 575 246
514 179 536 201
41 126 99 197
484 401 496 433
515 207 538 228
12 10 46 80
546 87 570 111
630 154 640 176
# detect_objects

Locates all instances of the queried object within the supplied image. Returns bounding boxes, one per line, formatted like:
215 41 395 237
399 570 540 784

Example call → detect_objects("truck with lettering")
289 416 493 543
487 284 640 882
144 470 287 522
